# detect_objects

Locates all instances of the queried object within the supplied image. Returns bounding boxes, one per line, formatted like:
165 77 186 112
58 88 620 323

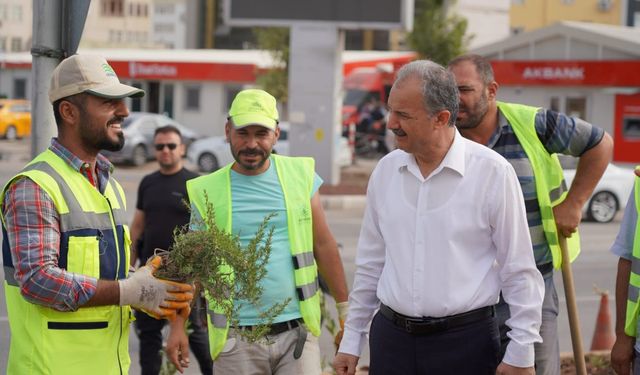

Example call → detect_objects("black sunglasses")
154 143 178 151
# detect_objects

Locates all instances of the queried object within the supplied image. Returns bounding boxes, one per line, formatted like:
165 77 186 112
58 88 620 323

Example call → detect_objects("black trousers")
135 295 213 375
369 310 501 375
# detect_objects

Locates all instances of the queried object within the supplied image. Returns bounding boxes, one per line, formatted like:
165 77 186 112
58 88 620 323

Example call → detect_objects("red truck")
342 66 395 128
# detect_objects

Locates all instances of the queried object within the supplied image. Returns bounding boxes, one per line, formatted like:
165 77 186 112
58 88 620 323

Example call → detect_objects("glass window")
623 117 640 139
10 37 21 51
185 86 201 111
163 84 174 118
13 78 26 99
130 82 143 112
566 97 586 120
11 5 22 21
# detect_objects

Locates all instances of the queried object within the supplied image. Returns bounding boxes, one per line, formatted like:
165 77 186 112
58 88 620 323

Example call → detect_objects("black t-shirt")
135 168 199 265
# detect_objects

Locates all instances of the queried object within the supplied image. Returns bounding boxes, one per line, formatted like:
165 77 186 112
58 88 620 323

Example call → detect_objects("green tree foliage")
154 195 289 342
253 27 290 104
408 0 472 65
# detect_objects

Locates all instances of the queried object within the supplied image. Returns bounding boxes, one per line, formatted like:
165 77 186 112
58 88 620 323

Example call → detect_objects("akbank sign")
522 66 585 81
491 61 640 86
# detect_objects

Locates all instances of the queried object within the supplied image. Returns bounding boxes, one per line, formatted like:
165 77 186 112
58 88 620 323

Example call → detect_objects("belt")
537 262 553 277
237 319 301 336
379 304 495 335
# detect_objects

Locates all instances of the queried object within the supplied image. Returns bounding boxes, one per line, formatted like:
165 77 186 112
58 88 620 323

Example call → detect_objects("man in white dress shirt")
333 60 544 375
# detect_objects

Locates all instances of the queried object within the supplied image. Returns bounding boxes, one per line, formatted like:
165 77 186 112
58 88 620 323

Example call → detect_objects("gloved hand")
334 301 349 350
118 256 194 321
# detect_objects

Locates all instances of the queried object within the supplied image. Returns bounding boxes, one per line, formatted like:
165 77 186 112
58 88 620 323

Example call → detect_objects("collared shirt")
339 130 544 368
1 138 114 311
489 108 604 269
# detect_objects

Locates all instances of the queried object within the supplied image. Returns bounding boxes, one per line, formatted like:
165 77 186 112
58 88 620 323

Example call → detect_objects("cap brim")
85 82 145 99
231 114 277 130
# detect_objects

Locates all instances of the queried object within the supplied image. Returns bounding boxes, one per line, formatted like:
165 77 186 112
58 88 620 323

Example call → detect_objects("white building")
0 0 32 53
80 0 158 49
452 0 510 49
151 0 190 49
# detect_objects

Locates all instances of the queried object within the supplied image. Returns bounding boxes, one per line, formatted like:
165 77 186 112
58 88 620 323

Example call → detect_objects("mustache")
107 116 126 126
239 148 266 156
391 128 407 136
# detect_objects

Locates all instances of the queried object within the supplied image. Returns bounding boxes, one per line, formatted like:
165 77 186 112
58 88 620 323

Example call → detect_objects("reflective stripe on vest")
187 154 321 360
497 102 580 269
624 174 640 336
0 149 132 375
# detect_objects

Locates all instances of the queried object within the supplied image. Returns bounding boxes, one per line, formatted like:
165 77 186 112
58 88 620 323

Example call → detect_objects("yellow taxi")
0 99 31 140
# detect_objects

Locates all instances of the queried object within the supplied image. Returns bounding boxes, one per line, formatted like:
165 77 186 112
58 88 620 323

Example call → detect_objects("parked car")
0 99 31 140
188 122 352 173
560 155 635 223
101 112 199 166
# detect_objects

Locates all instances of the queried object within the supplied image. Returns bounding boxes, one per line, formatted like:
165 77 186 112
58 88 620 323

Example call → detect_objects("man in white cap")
166 89 349 375
1 54 194 375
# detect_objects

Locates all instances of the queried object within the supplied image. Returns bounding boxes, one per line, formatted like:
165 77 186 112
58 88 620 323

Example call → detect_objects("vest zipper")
105 197 124 374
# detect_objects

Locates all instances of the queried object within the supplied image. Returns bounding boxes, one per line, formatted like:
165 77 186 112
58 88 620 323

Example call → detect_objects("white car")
560 156 635 223
188 123 352 173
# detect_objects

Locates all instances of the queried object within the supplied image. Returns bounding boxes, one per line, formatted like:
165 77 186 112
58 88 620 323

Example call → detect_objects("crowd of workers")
0 51 638 375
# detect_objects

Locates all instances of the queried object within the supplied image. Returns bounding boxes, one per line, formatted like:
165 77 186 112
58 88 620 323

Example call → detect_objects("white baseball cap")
48 54 145 103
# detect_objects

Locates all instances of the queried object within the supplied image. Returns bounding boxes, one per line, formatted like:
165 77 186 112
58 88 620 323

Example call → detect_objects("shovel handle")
559 235 587 375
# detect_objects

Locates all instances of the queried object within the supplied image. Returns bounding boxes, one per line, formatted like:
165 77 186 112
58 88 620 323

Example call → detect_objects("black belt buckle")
404 317 449 334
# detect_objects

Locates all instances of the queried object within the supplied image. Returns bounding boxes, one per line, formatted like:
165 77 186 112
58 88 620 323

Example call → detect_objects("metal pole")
560 235 587 374
30 0 62 158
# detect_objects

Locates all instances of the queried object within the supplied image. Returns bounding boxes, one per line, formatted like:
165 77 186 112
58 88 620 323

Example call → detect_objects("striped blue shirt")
488 107 604 270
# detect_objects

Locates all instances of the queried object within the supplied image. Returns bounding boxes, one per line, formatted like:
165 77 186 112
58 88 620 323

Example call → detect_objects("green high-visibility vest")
1 149 132 375
186 154 321 359
624 172 640 336
498 102 580 269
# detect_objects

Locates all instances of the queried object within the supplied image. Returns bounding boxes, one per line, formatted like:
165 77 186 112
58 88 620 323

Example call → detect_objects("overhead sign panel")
223 0 413 30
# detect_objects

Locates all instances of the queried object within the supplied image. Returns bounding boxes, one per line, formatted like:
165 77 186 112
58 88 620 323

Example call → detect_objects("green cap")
228 89 279 130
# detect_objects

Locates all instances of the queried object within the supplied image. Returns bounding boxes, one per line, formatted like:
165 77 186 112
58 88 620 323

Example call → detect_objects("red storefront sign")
108 60 258 82
491 61 640 86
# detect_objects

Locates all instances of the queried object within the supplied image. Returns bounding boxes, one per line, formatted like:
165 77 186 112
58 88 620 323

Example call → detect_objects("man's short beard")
98 132 125 151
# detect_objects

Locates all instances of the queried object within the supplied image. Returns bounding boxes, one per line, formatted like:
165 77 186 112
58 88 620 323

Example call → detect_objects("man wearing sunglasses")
129 125 213 375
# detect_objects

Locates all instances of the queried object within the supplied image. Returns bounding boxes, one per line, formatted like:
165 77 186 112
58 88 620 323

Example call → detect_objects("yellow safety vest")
0 149 132 375
624 172 640 336
186 154 321 359
498 102 580 269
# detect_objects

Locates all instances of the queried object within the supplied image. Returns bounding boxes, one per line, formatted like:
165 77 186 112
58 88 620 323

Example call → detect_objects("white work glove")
118 256 193 321
334 301 349 350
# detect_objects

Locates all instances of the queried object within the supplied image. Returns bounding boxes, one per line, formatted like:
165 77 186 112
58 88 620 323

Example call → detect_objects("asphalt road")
0 138 626 374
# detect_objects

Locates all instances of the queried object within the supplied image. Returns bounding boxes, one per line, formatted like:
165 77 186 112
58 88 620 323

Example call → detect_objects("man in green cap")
166 89 350 374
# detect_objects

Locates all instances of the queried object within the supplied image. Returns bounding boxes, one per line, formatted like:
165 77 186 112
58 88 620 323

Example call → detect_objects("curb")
320 195 367 210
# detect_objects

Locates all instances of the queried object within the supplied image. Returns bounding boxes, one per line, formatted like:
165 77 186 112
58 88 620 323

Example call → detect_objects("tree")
408 0 472 65
252 27 290 104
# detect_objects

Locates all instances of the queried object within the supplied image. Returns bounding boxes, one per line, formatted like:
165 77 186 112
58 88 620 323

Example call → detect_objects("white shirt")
339 130 544 368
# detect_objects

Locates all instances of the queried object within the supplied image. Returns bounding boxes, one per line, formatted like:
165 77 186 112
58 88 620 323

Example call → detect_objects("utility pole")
30 0 89 157
30 0 62 157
